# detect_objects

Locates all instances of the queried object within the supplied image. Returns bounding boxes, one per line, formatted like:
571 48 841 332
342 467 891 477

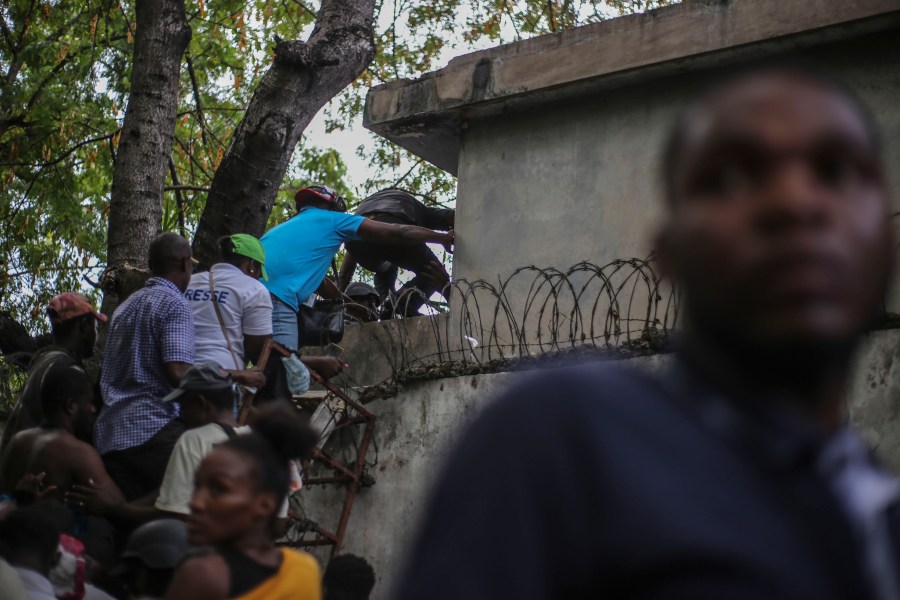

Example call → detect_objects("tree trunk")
102 0 190 312
191 0 376 266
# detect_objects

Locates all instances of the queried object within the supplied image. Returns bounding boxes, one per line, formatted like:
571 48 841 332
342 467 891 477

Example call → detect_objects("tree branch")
174 135 214 179
16 0 37 50
0 310 37 356
391 157 424 188
291 0 319 18
185 52 210 147
0 114 26 139
0 132 116 168
25 52 77 112
5 7 90 86
502 0 522 40
104 0 191 314
192 0 377 264
0 12 17 55
273 38 339 68
164 184 209 192
167 157 187 237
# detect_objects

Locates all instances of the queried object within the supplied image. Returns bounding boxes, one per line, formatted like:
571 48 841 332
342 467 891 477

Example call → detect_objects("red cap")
47 293 107 325
295 185 336 205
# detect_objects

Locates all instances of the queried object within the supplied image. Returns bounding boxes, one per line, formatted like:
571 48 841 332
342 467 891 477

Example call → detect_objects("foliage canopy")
1 0 674 333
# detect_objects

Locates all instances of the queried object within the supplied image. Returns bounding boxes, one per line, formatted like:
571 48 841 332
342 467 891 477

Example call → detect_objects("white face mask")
49 536 85 597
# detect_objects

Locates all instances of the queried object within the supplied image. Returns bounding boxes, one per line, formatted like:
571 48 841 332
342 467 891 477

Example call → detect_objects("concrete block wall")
300 328 900 598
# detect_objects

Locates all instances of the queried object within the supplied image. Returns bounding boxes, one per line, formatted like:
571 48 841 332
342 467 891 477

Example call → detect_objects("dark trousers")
102 419 185 501
346 215 446 317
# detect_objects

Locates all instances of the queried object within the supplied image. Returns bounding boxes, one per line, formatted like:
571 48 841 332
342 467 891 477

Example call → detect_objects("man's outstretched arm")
357 219 454 253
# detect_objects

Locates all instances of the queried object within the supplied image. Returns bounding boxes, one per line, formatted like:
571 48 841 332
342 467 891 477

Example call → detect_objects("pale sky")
302 0 534 193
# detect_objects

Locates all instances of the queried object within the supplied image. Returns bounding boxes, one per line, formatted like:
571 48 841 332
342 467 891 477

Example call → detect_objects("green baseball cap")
230 234 268 281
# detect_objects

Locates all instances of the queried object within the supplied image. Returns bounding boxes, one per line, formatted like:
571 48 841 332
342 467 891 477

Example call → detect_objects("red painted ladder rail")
238 338 377 558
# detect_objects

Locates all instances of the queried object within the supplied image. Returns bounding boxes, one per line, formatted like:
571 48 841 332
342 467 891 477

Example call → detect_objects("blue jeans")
271 295 299 351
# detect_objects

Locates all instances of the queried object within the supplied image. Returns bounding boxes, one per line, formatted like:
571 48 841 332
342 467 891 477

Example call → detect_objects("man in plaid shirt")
94 233 197 501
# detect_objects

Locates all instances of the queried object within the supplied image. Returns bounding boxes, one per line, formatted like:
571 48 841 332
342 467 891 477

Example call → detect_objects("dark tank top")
216 546 281 597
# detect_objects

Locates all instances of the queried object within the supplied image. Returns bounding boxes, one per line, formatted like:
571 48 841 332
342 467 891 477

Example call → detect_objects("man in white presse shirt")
185 234 272 370
185 234 348 379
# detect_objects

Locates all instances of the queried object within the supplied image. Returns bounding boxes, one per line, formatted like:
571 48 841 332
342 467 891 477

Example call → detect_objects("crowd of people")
3 63 900 600
0 185 437 597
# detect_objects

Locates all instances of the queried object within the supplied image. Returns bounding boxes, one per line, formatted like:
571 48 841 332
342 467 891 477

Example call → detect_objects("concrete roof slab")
364 0 900 175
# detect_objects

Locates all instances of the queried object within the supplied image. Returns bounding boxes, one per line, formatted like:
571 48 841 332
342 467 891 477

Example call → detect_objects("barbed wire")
333 258 679 395
288 258 678 541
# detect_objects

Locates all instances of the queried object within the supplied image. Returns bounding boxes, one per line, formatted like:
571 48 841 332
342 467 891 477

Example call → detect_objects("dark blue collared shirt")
394 356 895 599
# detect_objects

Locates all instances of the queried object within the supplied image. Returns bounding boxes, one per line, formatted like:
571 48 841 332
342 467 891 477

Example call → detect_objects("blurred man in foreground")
394 66 898 599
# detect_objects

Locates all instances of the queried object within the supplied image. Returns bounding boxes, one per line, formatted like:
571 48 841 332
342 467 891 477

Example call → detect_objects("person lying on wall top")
260 184 454 351
339 189 455 319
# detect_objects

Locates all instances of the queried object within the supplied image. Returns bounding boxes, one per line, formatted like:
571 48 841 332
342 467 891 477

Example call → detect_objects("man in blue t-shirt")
261 185 454 350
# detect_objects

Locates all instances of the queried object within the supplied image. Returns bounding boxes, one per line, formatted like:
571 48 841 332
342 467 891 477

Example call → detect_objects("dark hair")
148 232 191 275
205 387 238 411
323 554 376 600
144 567 178 597
218 235 243 268
661 62 881 206
40 362 93 417
178 386 236 414
32 499 75 535
222 404 318 507
50 312 94 339
0 504 61 571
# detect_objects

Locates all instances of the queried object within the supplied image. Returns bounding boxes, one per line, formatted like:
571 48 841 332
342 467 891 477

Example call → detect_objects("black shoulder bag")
297 258 345 347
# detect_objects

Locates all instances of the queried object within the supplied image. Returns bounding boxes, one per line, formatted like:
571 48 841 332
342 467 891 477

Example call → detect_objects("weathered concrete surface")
848 329 900 470
301 329 900 598
452 29 900 312
365 0 900 174
302 371 517 597
306 315 447 388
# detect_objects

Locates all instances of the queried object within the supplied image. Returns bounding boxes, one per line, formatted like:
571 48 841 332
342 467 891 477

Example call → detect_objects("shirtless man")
0 362 122 507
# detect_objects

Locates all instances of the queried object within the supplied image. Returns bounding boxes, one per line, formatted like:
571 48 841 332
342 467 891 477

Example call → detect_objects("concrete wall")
300 328 900 598
301 371 516 596
330 5 900 594
306 315 448 388
453 30 900 310
360 2 900 356
848 329 900 465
